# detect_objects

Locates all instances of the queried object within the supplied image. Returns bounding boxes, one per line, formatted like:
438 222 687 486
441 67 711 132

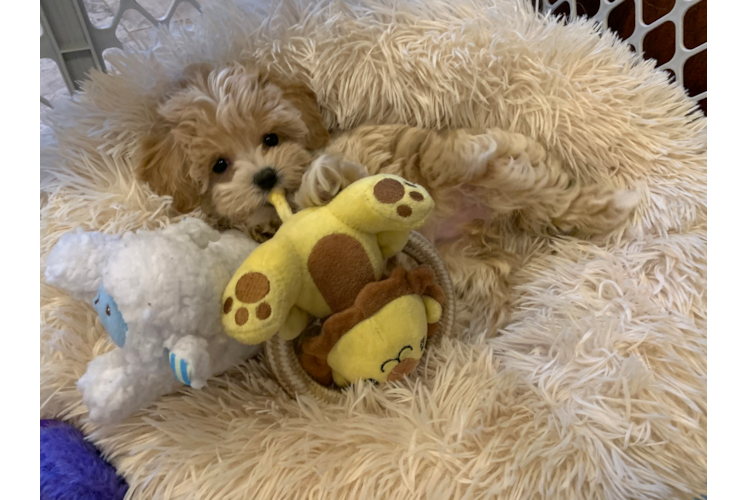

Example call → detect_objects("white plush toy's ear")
44 228 120 301
162 217 220 250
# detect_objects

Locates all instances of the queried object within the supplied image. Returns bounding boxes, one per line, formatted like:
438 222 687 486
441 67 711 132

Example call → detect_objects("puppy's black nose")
253 167 278 191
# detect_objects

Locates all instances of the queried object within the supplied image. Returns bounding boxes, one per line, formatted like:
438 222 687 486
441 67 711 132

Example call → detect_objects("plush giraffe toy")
221 174 445 386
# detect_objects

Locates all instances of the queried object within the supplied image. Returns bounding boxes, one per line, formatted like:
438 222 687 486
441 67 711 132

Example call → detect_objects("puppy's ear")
136 65 216 213
172 62 214 92
136 125 202 214
268 77 329 150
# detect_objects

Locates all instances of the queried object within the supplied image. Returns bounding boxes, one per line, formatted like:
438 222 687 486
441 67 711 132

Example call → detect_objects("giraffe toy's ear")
45 228 120 301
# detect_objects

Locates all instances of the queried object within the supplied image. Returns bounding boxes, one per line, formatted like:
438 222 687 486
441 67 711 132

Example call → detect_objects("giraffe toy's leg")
278 306 309 341
326 174 436 235
377 230 411 259
221 237 303 345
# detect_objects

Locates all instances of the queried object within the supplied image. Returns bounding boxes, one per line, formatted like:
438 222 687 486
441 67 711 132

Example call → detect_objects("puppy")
137 62 637 333
138 62 330 239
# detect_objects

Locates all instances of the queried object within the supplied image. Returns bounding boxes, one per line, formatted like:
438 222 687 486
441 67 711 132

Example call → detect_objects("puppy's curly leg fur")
472 129 637 235
311 126 636 236
295 154 369 209
551 186 640 237
412 127 638 236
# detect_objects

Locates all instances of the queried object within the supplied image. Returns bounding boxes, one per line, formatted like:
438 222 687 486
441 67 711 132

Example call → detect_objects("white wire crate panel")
42 0 705 109
40 0 200 103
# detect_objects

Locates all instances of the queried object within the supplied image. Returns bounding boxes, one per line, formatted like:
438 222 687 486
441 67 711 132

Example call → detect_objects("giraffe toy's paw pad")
361 175 435 228
221 262 296 345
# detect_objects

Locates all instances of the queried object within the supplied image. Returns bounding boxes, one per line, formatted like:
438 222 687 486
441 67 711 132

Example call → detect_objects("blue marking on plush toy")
169 351 192 386
92 285 128 348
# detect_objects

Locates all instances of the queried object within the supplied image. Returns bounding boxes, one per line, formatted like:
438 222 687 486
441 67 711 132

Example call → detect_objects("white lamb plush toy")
45 218 262 423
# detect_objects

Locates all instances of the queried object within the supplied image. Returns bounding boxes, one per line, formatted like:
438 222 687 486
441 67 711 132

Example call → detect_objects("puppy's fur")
137 62 638 333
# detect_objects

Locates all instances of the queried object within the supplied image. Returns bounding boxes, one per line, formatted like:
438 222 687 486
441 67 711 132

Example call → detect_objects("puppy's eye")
212 158 229 174
263 134 279 148
106 305 111 317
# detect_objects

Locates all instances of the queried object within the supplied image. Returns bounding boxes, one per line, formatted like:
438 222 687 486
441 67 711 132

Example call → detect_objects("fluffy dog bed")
40 0 707 498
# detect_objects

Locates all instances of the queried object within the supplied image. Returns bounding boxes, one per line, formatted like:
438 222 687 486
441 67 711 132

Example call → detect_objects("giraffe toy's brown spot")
373 178 405 204
397 205 412 218
256 302 272 320
236 272 270 303
223 297 233 314
235 307 249 326
409 191 424 201
308 234 376 313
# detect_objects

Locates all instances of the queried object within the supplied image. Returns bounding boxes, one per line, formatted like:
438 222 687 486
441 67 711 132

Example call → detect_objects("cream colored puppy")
137 62 637 332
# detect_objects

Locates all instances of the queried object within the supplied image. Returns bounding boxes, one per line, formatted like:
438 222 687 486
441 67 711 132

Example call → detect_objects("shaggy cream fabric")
40 1 707 498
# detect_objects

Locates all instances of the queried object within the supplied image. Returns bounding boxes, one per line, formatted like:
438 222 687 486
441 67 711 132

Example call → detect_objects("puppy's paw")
487 152 540 191
295 154 369 208
553 187 639 236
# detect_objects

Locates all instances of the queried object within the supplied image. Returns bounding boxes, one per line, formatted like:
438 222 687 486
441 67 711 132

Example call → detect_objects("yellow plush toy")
221 174 444 386
299 266 444 386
